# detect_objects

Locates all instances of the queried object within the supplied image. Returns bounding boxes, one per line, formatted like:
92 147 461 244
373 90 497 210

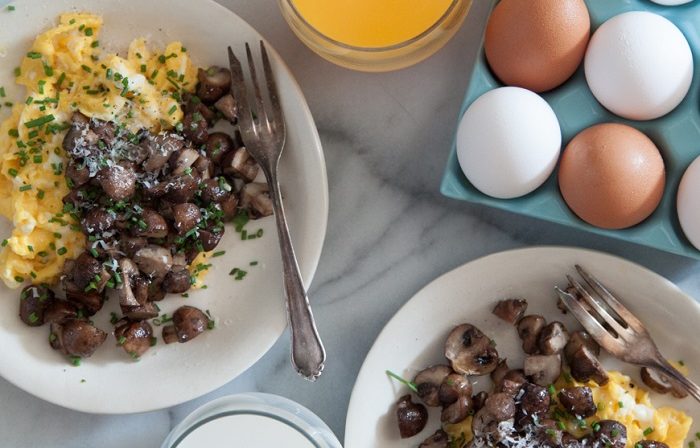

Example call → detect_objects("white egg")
677 156 700 250
456 87 561 199
585 11 693 121
649 0 693 5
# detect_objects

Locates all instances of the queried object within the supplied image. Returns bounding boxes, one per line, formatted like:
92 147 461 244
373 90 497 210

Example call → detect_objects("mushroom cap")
396 395 428 439
523 354 562 387
444 324 499 375
413 364 453 407
492 298 528 325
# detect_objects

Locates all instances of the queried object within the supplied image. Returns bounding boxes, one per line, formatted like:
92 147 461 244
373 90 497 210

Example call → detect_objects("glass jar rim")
282 0 462 52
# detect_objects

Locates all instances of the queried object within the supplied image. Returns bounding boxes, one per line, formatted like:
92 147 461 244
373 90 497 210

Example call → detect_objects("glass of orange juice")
278 0 473 72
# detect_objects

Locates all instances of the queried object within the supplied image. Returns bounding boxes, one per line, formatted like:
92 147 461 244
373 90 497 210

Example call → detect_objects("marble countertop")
2 1 700 446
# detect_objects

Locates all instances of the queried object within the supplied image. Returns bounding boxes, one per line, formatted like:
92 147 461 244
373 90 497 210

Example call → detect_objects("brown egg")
485 0 591 93
558 123 665 229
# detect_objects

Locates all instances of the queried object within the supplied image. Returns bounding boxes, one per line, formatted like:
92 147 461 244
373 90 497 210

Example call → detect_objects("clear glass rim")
282 0 462 53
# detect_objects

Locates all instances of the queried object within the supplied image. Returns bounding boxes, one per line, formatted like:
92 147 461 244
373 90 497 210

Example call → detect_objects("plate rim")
344 245 700 446
0 0 329 414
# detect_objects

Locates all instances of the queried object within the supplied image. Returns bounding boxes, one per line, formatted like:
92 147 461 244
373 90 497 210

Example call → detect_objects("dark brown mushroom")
69 252 109 292
66 161 90 187
591 420 627 448
214 93 237 123
169 148 200 175
222 147 260 182
64 281 104 316
114 320 153 358
163 266 192 294
183 112 208 145
162 325 178 344
118 260 158 321
205 132 235 165
132 209 168 238
43 299 78 324
558 386 597 418
441 394 473 424
444 324 499 376
217 195 239 221
569 345 609 385
119 236 147 258
516 383 550 427
53 318 107 358
162 174 199 203
498 369 527 397
200 178 232 203
490 359 510 389
565 330 600 362
413 364 452 407
517 314 546 355
183 92 216 123
98 163 136 201
63 112 98 155
396 395 428 439
134 245 173 279
194 155 213 179
492 298 528 325
418 430 449 448
523 354 561 387
172 203 201 235
81 207 116 235
471 393 516 439
538 321 569 355
141 133 185 172
162 305 210 343
438 373 472 406
91 119 116 145
18 285 55 327
640 367 688 398
198 227 225 251
196 66 231 104
472 391 489 412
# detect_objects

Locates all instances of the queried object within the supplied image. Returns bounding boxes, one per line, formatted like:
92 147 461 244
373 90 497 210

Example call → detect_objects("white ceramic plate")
0 0 328 413
345 247 700 447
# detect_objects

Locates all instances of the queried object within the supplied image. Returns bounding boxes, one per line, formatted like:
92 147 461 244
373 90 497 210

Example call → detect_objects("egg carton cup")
441 0 700 259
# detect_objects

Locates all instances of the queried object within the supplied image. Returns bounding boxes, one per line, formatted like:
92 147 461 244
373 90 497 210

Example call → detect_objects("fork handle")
267 171 326 380
654 357 700 402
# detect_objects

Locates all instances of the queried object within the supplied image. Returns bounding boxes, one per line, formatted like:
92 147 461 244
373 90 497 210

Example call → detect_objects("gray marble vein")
1 0 699 446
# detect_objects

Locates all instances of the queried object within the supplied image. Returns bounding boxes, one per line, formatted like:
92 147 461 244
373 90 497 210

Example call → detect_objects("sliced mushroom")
66 161 90 187
565 330 600 362
200 178 231 203
162 174 199 203
516 383 550 427
569 345 609 385
163 265 192 294
441 394 472 424
557 386 597 418
64 281 104 316
90 119 116 145
472 391 488 412
419 430 448 448
172 203 201 235
438 373 472 406
63 113 98 155
490 359 510 388
214 93 237 123
591 420 627 448
114 320 153 358
141 133 184 172
70 252 109 292
492 298 528 325
194 155 213 179
199 227 225 251
118 258 141 309
538 321 569 355
640 367 672 394
53 318 107 358
222 147 260 182
134 245 173 279
120 236 147 258
396 395 428 439
205 132 235 165
98 163 136 201
523 354 561 387
498 369 527 397
517 314 546 355
196 66 231 104
413 364 452 407
217 195 239 221
471 393 516 439
19 285 55 327
169 148 200 175
444 324 499 376
44 299 78 324
162 325 178 344
133 209 168 238
162 306 210 343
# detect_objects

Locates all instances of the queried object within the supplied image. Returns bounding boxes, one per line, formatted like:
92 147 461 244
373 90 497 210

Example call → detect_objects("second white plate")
344 247 700 447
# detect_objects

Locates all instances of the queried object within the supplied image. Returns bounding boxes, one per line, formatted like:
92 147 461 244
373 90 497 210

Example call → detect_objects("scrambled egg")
0 13 197 287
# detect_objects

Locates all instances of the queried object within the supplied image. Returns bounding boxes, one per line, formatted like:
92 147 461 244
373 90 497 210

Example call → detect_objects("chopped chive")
69 356 81 366
18 184 32 192
0 87 5 97
84 27 93 36
43 63 53 77
385 370 419 393
167 105 177 115
1 239 7 247
643 427 654 436
140 64 146 73
7 168 18 177
24 114 55 128
37 251 47 257
14 275 24 283
158 54 166 64
117 336 126 345
91 40 100 48
26 51 41 59
8 128 19 138
37 80 45 94
212 250 225 257
250 261 258 266
6 5 15 11
81 64 92 73
25 96 33 105
69 18 76 24
57 247 67 255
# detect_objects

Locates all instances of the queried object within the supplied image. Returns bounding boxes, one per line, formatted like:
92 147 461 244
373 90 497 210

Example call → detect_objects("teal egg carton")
441 0 700 259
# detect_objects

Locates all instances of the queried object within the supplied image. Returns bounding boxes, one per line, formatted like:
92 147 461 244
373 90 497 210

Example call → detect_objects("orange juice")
290 0 455 48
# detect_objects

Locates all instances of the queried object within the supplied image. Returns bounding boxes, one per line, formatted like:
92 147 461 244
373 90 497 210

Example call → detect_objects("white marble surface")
2 1 700 446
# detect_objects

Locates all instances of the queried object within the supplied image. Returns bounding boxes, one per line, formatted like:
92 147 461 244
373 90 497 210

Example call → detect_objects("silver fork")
228 42 325 380
555 265 700 402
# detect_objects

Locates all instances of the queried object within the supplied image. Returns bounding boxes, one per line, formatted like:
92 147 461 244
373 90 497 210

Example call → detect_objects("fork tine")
245 42 267 126
567 275 628 336
575 265 645 331
555 287 613 344
227 46 254 136
260 41 283 127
